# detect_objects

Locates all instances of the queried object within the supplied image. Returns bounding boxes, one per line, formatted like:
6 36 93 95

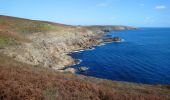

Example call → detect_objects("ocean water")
69 28 170 84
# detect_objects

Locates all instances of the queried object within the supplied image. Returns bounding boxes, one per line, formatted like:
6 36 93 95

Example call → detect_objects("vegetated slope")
0 53 170 100
0 15 101 70
0 15 137 71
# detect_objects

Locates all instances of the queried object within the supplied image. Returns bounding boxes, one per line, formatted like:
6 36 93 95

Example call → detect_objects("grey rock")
77 66 89 72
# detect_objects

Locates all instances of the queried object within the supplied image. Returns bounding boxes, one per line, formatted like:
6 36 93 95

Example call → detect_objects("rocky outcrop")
77 66 89 72
0 15 136 72
103 37 122 42
2 29 101 70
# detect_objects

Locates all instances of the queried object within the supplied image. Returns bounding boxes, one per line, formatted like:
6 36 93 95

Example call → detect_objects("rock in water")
112 37 122 42
77 66 89 72
74 59 81 64
103 37 122 42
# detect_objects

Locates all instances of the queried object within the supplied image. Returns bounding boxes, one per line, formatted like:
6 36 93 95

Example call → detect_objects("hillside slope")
0 53 170 100
0 15 101 70
0 15 136 71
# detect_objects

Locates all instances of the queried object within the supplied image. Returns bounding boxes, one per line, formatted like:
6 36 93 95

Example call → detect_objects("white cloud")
96 3 109 7
155 5 166 9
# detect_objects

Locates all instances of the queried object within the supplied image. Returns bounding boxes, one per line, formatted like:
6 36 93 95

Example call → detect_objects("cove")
69 28 170 84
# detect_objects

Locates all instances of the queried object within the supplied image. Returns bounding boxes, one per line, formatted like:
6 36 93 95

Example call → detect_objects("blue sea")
69 28 170 84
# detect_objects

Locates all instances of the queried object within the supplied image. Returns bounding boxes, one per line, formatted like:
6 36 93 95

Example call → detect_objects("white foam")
79 50 85 52
78 59 82 64
72 49 85 53
70 39 125 54
72 47 96 53
72 50 81 53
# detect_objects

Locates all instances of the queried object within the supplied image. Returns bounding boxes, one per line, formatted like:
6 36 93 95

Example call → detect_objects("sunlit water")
69 28 170 84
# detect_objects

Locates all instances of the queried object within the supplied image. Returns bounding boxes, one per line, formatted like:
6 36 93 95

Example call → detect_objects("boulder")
74 59 81 64
77 66 89 72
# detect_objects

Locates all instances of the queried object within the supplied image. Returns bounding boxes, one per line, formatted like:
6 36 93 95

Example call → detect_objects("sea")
69 28 170 84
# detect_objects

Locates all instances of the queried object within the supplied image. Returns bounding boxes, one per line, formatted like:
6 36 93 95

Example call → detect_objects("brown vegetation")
0 54 170 100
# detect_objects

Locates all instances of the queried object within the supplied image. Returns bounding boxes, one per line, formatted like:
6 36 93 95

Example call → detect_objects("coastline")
60 32 125 73
58 33 107 73
0 15 137 73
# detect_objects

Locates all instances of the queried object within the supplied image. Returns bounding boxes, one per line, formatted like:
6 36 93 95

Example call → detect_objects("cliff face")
4 31 101 69
0 15 136 71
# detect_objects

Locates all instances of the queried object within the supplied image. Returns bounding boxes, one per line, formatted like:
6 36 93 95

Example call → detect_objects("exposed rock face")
2 30 100 70
0 15 137 71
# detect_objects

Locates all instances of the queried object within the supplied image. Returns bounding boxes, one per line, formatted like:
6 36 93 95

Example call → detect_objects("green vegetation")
0 36 17 48
0 15 60 36
0 19 5 24
10 22 58 34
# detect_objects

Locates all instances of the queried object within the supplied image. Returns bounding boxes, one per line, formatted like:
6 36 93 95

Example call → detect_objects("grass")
0 15 65 35
0 19 5 24
0 15 78 44
0 36 18 48
0 15 66 43
10 22 58 34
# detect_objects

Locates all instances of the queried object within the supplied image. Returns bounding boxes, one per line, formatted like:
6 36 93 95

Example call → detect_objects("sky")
0 0 170 27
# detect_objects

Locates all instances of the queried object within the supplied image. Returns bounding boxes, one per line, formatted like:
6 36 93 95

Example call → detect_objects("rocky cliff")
0 15 136 71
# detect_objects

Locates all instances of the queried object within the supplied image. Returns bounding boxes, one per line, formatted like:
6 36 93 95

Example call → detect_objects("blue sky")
0 0 170 27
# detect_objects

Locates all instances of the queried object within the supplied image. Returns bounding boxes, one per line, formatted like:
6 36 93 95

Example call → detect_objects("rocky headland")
0 15 136 72
102 37 123 43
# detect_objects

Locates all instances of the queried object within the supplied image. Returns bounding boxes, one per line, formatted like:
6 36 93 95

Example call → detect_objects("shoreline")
0 15 137 74
60 33 124 73
58 33 107 73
